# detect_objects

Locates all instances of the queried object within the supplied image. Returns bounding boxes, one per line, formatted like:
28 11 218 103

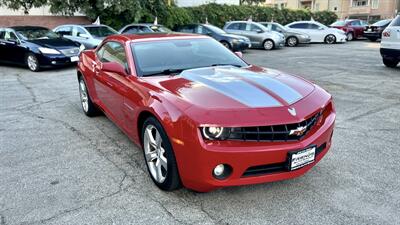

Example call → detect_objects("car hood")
146 66 315 109
28 38 78 49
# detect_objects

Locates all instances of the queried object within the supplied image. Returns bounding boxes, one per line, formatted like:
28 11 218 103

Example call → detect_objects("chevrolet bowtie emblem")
289 126 307 136
288 107 296 116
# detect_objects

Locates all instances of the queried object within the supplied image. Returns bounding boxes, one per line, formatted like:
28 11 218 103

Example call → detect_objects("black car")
0 26 83 71
174 23 251 51
364 19 392 42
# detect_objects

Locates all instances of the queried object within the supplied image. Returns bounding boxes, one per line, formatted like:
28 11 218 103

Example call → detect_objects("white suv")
380 15 400 68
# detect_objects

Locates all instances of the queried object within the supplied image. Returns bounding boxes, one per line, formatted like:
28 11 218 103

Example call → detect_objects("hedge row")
102 3 338 30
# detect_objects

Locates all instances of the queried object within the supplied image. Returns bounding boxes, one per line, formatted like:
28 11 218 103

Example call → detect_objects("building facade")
263 0 399 21
175 0 240 7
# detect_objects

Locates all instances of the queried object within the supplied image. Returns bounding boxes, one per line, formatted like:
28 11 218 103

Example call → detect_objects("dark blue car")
0 26 83 71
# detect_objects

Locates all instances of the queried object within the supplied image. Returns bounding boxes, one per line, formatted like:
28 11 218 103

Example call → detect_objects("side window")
74 27 87 37
227 23 246 30
289 23 308 29
178 25 194 33
196 25 210 34
351 21 361 26
0 29 5 40
249 24 262 32
123 26 138 34
309 23 320 29
390 16 400 27
98 42 128 70
4 30 18 41
55 26 72 36
270 24 277 31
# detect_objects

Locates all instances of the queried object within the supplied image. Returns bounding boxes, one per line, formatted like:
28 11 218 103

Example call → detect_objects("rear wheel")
383 58 399 68
324 34 336 44
142 117 181 191
26 53 40 72
263 39 275 50
286 36 298 47
220 41 231 50
346 32 354 41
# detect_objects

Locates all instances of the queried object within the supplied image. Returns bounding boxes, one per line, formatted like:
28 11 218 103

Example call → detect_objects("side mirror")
234 51 243 58
102 62 128 76
255 29 263 33
79 33 90 39
318 27 324 30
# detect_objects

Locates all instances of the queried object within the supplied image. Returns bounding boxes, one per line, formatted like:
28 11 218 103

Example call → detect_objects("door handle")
105 81 114 87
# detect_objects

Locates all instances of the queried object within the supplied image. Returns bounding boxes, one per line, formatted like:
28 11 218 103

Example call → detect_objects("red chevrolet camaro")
77 33 336 192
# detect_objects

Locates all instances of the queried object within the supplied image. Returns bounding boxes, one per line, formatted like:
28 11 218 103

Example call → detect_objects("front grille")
242 142 327 177
60 48 79 57
227 111 322 142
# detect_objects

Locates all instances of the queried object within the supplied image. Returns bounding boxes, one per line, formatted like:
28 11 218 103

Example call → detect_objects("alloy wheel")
143 124 168 183
347 32 353 41
287 37 298 47
79 79 89 113
27 55 38 71
263 40 274 50
325 34 336 44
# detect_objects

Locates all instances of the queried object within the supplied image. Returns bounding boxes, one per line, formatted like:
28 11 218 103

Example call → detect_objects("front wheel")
26 53 40 72
324 34 336 44
263 39 275 50
78 76 100 117
383 58 399 68
286 36 298 47
142 117 181 191
220 41 231 50
346 32 354 41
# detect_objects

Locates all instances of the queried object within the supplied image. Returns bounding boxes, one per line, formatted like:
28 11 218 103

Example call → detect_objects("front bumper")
173 109 336 192
37 53 79 67
380 48 400 60
232 41 251 51
275 38 286 48
337 34 347 43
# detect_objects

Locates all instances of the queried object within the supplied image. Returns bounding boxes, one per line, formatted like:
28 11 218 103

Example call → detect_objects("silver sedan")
260 22 311 47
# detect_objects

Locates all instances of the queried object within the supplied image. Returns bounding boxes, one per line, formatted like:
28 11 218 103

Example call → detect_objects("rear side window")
122 26 152 34
350 21 361 26
249 24 262 32
390 16 400 27
0 29 5 39
289 23 308 29
227 23 246 30
55 26 72 36
177 25 194 33
309 23 320 29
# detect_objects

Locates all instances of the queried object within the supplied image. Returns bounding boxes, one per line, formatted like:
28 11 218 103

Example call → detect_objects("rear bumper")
174 111 336 192
363 32 381 39
232 41 251 51
380 48 400 60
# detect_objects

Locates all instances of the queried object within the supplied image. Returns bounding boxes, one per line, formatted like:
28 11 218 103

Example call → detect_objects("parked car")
174 23 251 51
0 26 83 72
259 22 311 47
119 23 171 34
223 21 285 50
364 19 392 42
285 21 347 44
330 19 368 41
380 15 400 68
54 24 118 49
77 33 335 192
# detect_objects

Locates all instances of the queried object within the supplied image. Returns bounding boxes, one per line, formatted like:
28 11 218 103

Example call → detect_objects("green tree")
0 0 47 14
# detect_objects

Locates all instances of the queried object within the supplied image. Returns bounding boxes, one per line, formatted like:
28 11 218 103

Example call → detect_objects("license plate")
368 28 372 31
70 56 79 62
288 146 316 170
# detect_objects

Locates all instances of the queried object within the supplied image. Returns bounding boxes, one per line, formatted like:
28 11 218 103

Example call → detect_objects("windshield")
331 21 346 26
149 25 171 33
131 38 247 77
204 24 225 34
15 27 59 40
85 26 117 37
373 19 391 26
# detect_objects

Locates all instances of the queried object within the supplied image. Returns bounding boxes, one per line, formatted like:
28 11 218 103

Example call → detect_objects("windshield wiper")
210 63 242 68
142 68 186 77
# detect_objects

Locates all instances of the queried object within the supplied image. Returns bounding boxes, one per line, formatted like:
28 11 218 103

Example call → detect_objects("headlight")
38 47 60 54
202 127 231 140
79 44 85 52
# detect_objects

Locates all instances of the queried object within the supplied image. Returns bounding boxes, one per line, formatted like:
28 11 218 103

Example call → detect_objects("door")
3 29 26 63
350 20 363 38
244 23 264 47
307 23 325 42
94 41 129 123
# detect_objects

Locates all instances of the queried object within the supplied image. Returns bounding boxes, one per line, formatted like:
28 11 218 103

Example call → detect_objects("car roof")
106 32 205 42
9 26 48 30
124 23 165 26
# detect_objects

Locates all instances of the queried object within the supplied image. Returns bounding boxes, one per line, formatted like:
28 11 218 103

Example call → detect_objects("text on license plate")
290 147 316 170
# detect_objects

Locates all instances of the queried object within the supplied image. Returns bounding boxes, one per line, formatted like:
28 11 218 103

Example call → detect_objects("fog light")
213 164 225 176
212 164 232 180
51 61 56 65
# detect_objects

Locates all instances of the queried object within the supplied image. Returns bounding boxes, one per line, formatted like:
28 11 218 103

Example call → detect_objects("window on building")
352 0 368 7
371 0 379 9
334 6 338 11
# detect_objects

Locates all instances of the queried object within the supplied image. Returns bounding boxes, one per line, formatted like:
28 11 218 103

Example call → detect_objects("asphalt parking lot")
1 40 399 225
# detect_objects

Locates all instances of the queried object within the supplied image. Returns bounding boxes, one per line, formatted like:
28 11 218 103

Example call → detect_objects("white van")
380 15 400 68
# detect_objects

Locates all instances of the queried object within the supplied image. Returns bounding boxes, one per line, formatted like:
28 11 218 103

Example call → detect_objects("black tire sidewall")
383 58 399 68
221 41 231 50
141 117 181 191
325 34 336 44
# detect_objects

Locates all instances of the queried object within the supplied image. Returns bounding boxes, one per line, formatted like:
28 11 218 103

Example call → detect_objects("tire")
324 34 336 44
382 58 399 68
220 41 231 50
286 36 298 47
141 117 181 191
26 53 40 72
346 32 354 41
263 39 275 50
78 76 100 117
